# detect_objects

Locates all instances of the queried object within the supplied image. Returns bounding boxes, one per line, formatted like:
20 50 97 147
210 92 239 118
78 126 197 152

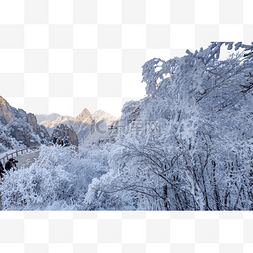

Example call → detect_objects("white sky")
3 43 248 119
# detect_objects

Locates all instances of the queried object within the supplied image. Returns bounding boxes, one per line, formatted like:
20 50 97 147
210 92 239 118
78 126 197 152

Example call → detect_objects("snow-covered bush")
0 145 109 210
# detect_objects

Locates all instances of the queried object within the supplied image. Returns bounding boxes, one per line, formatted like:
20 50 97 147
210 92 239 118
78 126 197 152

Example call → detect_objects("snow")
2 42 253 210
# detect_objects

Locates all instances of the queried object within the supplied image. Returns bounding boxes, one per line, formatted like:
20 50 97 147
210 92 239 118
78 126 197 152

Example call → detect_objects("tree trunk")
212 160 221 210
163 184 169 210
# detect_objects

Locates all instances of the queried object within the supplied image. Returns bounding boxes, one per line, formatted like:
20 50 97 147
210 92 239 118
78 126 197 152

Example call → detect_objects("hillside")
0 96 50 154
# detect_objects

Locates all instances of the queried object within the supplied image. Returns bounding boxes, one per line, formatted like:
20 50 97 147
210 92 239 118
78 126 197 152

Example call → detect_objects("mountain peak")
81 108 91 115
0 96 13 124
78 108 91 118
92 109 116 117
74 108 92 123
0 96 6 106
92 109 105 116
92 110 118 125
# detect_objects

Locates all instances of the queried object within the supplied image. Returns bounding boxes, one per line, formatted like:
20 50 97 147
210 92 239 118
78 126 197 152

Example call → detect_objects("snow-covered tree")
0 145 110 210
2 42 253 211
85 42 253 210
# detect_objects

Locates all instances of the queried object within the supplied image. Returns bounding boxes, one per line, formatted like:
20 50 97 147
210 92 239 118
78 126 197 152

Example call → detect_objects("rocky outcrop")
27 113 38 132
11 128 38 147
51 124 78 147
0 96 50 152
74 108 93 126
0 96 13 124
7 113 50 148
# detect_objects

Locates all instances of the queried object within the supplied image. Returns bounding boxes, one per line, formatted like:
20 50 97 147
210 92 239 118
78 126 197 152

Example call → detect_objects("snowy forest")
1 42 253 211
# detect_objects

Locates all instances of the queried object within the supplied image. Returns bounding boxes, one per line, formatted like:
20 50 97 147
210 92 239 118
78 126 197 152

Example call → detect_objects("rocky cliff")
0 96 13 124
74 108 93 124
0 96 50 153
51 124 78 147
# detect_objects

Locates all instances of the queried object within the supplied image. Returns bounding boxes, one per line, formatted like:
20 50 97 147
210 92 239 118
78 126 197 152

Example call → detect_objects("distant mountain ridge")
92 110 118 125
41 116 75 129
36 113 61 124
37 109 118 146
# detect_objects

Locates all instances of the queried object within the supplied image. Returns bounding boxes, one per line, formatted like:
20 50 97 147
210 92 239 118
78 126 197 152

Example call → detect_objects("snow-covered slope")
0 96 50 154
